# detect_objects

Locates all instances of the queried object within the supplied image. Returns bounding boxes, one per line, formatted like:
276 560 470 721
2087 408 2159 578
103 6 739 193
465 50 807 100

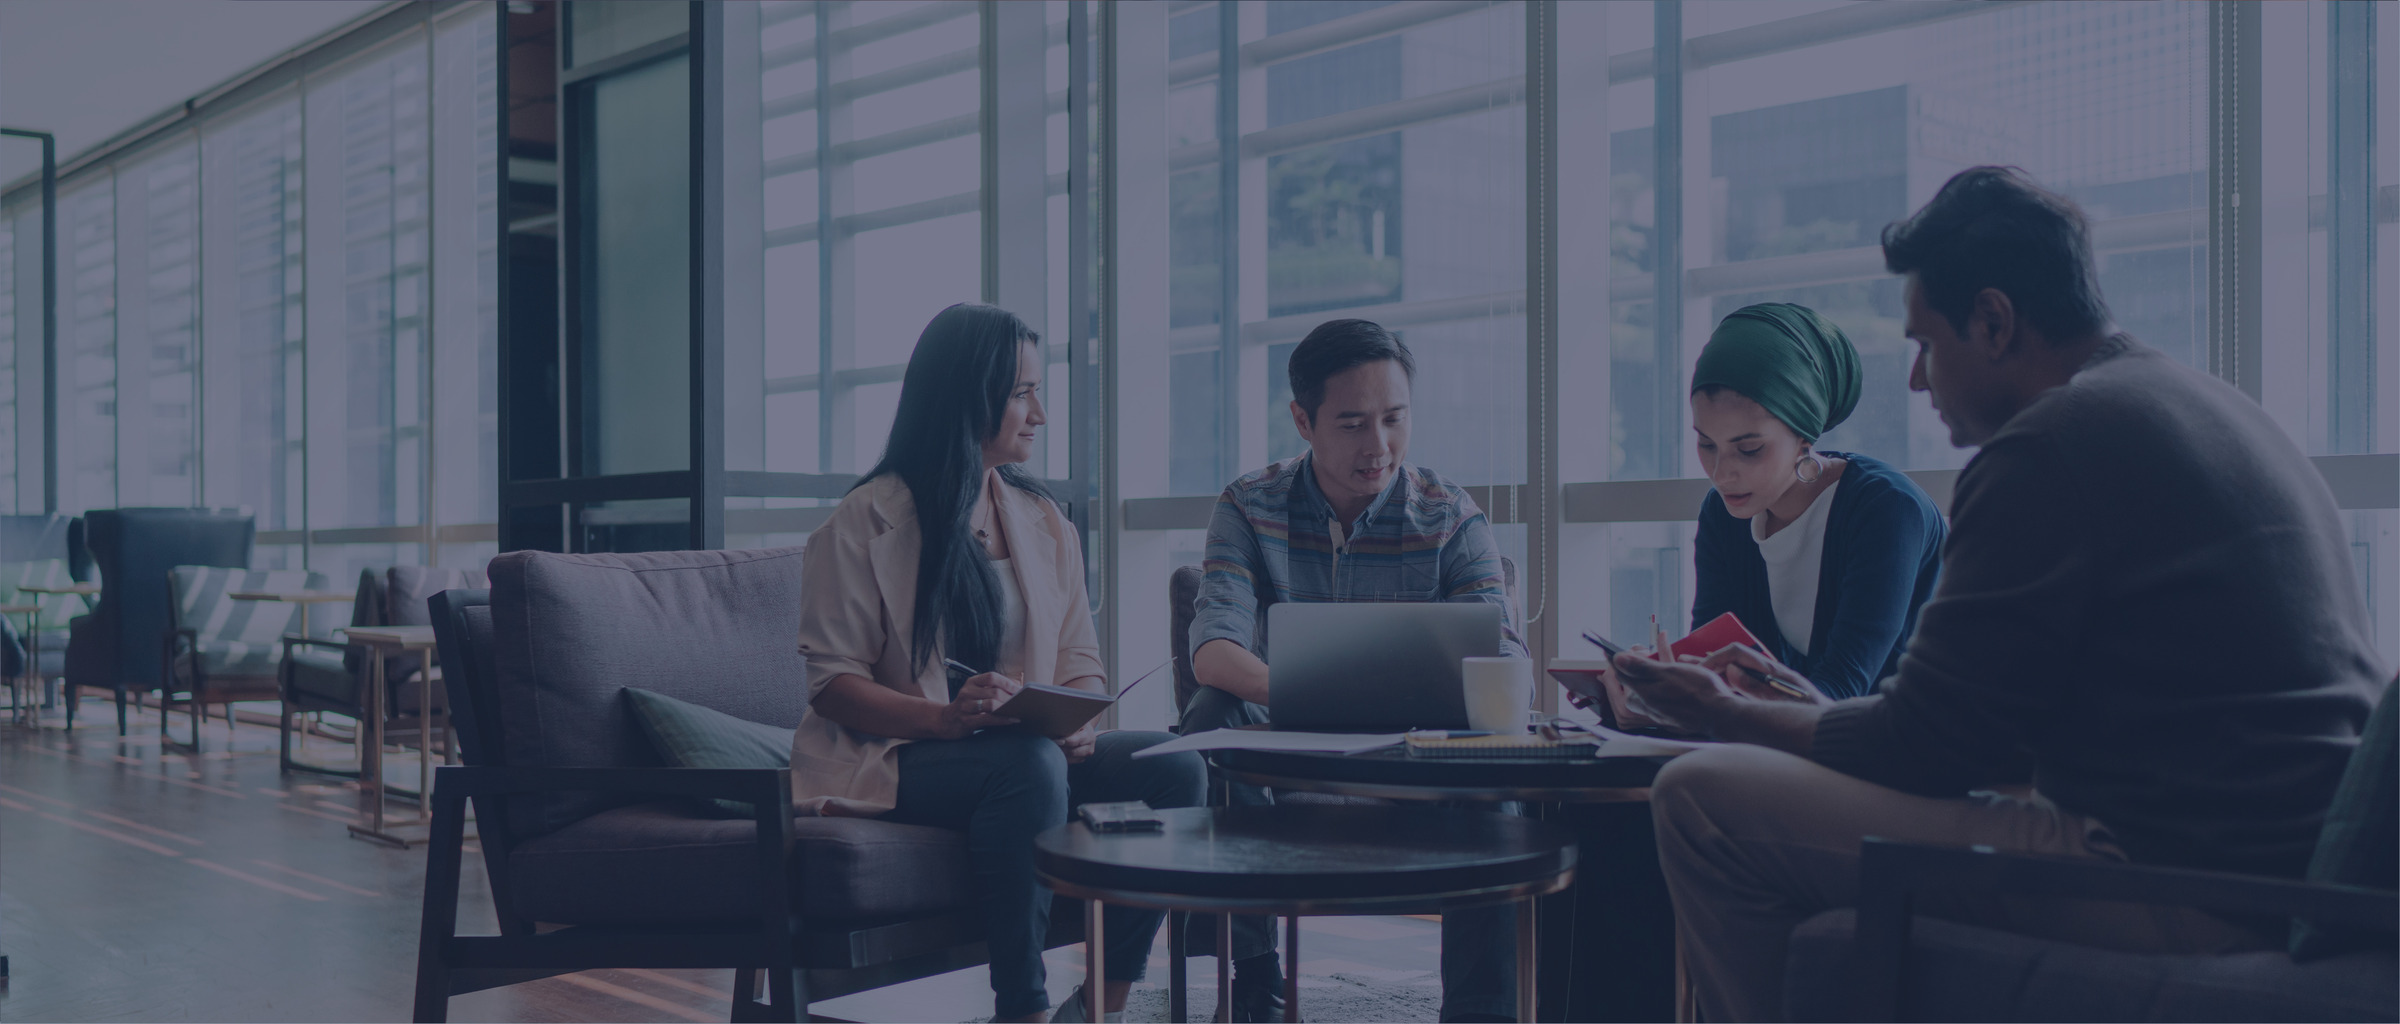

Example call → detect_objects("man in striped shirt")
1184 318 1526 1024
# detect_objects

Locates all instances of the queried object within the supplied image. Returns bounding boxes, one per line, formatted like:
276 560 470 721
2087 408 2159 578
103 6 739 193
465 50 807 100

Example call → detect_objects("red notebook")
1667 611 1768 662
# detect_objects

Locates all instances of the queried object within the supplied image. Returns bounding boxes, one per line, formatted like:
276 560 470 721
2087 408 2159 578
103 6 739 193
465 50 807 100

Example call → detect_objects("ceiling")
0 0 390 189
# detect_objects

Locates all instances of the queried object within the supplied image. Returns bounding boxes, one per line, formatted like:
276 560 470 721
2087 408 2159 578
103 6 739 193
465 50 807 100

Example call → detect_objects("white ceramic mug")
1460 656 1534 733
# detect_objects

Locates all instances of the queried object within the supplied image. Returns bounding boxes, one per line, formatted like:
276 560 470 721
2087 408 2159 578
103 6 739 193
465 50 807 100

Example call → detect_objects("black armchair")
64 508 254 734
1790 679 2400 1022
1787 839 2399 1022
412 550 1084 1023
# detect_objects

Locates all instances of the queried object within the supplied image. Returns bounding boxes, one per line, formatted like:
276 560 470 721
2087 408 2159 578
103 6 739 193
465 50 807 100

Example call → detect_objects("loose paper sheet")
1130 730 1409 758
1584 723 1714 758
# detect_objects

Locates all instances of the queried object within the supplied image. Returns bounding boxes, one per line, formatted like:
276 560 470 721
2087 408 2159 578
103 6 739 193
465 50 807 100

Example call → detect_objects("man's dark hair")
1881 166 2111 343
1288 319 1415 424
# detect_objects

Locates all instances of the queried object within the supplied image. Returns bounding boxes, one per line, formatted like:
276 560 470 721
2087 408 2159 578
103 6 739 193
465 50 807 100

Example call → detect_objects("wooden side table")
1 602 38 726
341 625 441 847
16 583 97 728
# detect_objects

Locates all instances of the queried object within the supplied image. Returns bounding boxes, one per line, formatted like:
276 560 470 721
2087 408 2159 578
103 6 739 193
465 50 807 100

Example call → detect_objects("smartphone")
1580 629 1634 658
1076 800 1165 833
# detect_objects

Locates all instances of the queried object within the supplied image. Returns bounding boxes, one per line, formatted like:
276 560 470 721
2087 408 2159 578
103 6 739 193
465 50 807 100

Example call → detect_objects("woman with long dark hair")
793 303 1202 1023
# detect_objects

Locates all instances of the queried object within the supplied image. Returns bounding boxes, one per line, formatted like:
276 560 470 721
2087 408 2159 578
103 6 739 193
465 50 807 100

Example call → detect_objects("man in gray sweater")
1614 166 2384 1023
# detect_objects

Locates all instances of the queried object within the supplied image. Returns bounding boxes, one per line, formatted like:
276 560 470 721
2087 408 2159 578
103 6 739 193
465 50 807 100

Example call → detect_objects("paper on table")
1129 730 1409 758
1584 723 1714 758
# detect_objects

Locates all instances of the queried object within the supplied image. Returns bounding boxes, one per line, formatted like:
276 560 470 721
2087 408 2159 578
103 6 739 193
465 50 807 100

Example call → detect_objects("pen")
1732 661 1812 701
942 658 981 678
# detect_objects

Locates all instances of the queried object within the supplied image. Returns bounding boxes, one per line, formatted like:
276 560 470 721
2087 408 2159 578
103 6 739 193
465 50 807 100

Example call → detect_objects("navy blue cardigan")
1691 452 1945 699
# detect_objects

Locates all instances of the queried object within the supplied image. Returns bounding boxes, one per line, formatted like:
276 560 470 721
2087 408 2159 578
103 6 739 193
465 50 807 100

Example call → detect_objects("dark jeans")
888 729 1207 1020
1179 685 1520 1022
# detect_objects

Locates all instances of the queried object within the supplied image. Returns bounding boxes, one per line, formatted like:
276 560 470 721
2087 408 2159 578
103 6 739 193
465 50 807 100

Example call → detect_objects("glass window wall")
0 1 2389 703
0 6 494 582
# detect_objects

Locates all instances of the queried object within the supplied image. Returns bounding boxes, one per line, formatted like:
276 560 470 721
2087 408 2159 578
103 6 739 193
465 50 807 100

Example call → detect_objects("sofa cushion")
622 686 796 817
2293 678 2399 960
1786 907 2398 1023
487 547 808 840
193 640 283 680
508 800 972 925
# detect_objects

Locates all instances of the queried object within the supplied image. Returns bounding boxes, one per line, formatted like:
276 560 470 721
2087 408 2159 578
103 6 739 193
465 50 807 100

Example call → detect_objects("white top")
990 555 1028 677
1750 478 1840 656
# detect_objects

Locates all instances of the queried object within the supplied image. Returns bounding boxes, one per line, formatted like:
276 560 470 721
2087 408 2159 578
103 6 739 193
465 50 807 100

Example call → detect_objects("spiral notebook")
1402 731 1599 759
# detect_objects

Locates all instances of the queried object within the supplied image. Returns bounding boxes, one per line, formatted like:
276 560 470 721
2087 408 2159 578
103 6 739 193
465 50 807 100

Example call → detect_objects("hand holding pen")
937 658 1023 738
1695 644 1829 705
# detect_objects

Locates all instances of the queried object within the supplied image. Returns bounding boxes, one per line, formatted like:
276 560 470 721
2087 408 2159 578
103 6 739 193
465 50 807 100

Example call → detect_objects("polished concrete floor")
0 698 1443 1022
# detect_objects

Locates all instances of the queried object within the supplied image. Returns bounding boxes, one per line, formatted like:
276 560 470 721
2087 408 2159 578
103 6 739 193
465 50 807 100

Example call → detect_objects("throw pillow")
2291 677 2398 960
620 686 795 819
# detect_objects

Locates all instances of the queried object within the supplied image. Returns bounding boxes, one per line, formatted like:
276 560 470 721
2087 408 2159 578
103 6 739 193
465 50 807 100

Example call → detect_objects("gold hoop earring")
1794 452 1822 484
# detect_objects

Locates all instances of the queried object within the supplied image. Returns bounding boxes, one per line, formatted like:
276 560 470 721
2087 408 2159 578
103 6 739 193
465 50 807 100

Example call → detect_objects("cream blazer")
791 471 1105 816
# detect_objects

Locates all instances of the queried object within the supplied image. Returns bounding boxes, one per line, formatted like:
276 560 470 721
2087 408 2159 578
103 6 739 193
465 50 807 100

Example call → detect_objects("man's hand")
1056 723 1099 763
1609 652 1741 730
934 671 1023 739
1697 644 1833 706
1610 649 1828 756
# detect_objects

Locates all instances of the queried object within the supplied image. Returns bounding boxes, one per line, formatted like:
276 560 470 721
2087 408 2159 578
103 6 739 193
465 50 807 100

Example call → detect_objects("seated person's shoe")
1048 985 1124 1023
1230 972 1300 1023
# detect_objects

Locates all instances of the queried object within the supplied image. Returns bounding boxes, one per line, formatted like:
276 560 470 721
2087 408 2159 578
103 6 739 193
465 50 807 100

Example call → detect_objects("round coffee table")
1211 744 1681 1023
1036 805 1576 1024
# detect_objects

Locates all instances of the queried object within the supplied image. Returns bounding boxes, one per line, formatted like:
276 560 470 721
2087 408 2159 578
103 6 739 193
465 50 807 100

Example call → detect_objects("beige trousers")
1651 744 2269 1023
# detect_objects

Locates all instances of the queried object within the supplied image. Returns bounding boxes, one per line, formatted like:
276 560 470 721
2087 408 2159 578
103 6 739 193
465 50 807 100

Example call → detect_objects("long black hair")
858 303 1050 676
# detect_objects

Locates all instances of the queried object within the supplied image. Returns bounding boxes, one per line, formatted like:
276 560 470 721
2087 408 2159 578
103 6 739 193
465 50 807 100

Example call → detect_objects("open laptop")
1266 602 1504 731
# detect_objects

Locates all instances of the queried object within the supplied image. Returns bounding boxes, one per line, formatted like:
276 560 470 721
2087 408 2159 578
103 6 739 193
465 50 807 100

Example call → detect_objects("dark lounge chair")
412 548 1080 1023
281 565 486 776
63 508 255 734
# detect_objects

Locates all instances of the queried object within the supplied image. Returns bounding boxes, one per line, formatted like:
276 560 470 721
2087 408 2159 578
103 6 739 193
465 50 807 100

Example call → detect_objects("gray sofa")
413 547 1078 1023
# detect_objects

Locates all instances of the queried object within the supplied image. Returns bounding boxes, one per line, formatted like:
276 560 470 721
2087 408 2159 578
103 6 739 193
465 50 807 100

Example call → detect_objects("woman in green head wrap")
1682 302 1944 698
1579 303 1947 701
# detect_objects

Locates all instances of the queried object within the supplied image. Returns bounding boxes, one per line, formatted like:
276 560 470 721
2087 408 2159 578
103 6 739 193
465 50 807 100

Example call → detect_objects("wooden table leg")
348 651 409 847
1215 912 1233 1024
1283 913 1301 1024
1517 896 1539 1023
1085 897 1106 1022
1169 910 1188 1023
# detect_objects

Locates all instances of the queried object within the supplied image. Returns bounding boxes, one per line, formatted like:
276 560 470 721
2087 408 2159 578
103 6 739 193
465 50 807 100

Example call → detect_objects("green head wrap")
1689 302 1861 442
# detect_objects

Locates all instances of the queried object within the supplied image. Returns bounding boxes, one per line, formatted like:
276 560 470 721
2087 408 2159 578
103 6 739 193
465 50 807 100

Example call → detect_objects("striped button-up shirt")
1190 453 1525 664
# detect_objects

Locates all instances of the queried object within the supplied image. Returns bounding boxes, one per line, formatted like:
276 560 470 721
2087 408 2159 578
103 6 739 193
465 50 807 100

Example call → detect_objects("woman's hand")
1561 666 1610 711
934 671 1023 739
1697 644 1832 706
1056 723 1099 763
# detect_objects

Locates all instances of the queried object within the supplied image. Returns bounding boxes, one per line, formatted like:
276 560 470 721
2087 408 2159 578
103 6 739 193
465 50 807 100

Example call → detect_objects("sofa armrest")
1853 838 2400 1022
429 764 794 811
415 764 798 1008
